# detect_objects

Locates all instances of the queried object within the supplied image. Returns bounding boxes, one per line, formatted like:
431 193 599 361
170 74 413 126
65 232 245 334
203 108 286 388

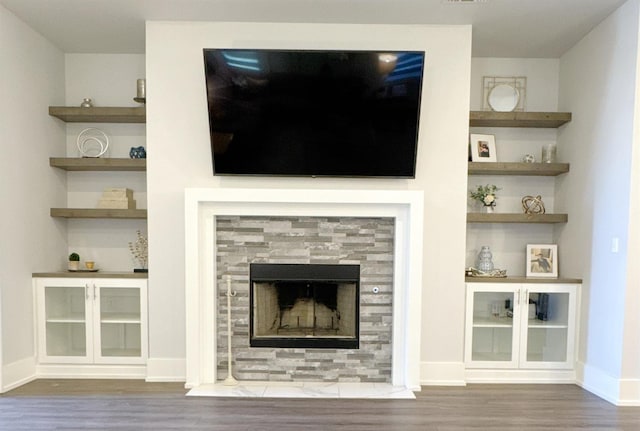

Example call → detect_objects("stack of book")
97 187 136 209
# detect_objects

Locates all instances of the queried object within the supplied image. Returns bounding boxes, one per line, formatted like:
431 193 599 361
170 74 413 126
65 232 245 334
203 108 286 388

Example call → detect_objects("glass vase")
477 246 494 272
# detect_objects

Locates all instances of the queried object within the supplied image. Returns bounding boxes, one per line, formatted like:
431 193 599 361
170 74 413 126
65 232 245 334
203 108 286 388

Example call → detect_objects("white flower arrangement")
128 230 148 269
470 184 500 207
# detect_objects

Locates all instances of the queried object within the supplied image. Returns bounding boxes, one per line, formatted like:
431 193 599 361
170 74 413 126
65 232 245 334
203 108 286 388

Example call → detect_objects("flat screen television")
203 49 425 178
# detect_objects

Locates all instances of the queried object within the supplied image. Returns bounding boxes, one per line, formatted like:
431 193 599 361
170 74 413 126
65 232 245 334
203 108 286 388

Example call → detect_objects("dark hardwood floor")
1 380 639 430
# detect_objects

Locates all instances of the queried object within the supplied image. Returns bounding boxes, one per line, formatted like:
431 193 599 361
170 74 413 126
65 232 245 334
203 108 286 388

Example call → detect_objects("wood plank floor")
1 380 639 430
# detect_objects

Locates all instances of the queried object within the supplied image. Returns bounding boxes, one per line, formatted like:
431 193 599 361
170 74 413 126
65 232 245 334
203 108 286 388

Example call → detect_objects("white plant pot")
68 261 80 271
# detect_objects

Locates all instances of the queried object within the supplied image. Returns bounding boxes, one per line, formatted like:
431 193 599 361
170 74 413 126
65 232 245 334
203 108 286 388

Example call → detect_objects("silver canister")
542 143 557 163
136 79 146 99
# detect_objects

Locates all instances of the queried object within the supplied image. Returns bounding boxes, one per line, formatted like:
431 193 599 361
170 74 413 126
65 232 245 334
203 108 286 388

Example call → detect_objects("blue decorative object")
129 146 146 159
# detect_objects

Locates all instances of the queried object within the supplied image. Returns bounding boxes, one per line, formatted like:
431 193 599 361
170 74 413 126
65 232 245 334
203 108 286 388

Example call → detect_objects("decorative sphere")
522 154 536 163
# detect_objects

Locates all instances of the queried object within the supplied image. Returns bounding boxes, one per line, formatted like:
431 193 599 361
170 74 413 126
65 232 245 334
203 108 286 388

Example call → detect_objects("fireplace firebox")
250 263 360 349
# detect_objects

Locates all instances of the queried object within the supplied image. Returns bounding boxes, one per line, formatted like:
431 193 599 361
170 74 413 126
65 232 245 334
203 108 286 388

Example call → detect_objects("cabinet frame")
465 282 578 371
34 277 148 366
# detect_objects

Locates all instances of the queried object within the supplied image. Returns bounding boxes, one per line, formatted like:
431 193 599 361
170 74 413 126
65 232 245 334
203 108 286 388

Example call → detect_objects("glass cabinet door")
96 286 142 361
43 285 89 359
520 288 575 368
466 287 518 368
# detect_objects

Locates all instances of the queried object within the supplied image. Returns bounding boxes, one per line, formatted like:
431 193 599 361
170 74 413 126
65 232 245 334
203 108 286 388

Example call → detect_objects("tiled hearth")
185 188 424 394
187 382 415 399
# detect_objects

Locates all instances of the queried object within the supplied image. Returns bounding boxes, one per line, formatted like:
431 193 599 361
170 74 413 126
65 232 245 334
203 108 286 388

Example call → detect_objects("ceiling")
0 0 628 57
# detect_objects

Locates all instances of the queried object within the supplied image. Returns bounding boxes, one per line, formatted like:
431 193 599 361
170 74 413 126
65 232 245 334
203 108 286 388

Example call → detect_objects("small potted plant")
470 184 500 213
68 252 80 271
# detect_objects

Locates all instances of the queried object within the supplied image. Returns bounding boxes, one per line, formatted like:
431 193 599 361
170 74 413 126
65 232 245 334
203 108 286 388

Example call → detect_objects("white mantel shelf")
184 188 425 391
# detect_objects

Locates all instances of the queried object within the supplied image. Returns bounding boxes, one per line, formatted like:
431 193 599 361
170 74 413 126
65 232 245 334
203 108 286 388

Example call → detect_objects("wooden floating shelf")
465 276 582 284
469 111 572 128
50 208 147 219
50 157 146 171
468 162 569 176
33 272 148 279
467 213 568 223
49 106 146 123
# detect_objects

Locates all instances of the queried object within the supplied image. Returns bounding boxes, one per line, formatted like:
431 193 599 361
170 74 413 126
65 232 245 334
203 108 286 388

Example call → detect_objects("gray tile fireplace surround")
216 215 394 383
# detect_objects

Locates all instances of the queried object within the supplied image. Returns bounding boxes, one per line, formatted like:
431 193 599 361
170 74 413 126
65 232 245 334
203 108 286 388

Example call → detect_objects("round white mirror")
488 84 519 112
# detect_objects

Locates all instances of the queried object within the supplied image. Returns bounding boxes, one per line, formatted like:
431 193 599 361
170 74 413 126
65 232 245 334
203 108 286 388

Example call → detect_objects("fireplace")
184 188 424 389
250 263 360 349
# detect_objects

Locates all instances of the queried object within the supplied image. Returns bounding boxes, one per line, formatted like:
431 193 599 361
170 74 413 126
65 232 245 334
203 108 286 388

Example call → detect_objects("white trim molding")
145 358 186 382
578 362 640 406
420 361 466 386
1 356 36 393
184 188 424 391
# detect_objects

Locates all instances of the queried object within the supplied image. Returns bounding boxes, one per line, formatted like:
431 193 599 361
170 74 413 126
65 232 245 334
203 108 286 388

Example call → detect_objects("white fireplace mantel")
184 188 424 390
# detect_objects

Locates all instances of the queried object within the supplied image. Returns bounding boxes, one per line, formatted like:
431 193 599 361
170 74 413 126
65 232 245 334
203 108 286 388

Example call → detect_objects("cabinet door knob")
85 284 90 300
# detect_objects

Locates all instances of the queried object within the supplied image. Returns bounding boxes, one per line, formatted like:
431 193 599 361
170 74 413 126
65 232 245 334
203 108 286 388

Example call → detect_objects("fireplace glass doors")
250 263 359 349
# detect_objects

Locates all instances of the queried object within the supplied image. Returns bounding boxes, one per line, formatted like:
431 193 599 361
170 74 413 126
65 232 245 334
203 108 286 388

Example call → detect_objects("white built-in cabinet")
34 276 148 369
465 281 579 380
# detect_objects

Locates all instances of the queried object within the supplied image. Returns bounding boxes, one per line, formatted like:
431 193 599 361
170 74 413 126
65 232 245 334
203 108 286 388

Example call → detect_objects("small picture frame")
526 244 558 278
470 134 497 162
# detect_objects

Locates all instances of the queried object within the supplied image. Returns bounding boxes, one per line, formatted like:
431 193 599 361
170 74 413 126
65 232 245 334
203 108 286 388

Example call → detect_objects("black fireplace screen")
250 263 360 349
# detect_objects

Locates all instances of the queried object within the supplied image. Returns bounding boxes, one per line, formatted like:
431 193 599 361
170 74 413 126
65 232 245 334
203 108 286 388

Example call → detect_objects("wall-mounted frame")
482 76 527 112
469 134 497 162
526 244 558 278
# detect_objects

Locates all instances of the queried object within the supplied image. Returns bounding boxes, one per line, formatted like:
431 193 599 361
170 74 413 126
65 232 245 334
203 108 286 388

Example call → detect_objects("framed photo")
470 134 497 162
526 244 558 278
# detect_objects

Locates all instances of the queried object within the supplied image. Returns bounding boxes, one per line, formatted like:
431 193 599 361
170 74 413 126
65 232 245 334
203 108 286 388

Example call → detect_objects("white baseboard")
36 364 146 379
420 361 466 386
145 357 186 382
619 378 640 406
577 362 640 406
465 368 576 384
1 356 37 393
577 362 621 405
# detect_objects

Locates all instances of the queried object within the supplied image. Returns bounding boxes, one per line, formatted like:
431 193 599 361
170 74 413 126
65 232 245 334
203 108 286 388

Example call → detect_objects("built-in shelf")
469 111 572 128
465 276 582 284
50 157 146 171
466 213 568 223
472 317 513 328
49 106 146 123
468 162 569 176
50 208 147 219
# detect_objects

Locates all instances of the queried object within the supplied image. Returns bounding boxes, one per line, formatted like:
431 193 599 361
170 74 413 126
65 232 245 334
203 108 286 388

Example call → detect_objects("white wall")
146 22 472 382
559 0 640 405
467 58 564 275
0 4 66 391
64 54 146 271
470 58 559 112
621 6 640 403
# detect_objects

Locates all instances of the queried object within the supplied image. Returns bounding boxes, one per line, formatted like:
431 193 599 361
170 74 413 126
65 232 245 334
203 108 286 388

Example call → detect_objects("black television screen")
203 49 424 178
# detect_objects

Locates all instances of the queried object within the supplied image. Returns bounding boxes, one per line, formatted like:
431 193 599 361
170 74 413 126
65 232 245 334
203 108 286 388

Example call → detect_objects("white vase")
484 205 494 213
